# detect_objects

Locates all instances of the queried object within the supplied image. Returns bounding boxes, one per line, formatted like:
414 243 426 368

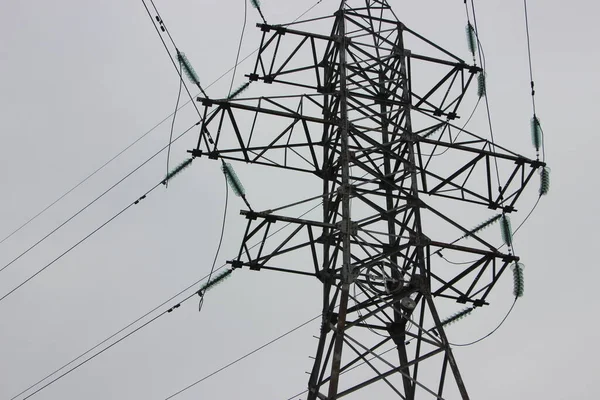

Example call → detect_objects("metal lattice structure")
190 1 543 398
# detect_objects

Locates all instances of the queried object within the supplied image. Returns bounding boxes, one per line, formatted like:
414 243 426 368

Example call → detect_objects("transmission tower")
190 0 543 398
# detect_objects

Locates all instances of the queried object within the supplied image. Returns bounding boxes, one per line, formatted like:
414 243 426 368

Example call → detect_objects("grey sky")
0 0 597 399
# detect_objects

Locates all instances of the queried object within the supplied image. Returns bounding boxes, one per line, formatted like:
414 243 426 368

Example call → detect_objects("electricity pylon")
190 0 543 398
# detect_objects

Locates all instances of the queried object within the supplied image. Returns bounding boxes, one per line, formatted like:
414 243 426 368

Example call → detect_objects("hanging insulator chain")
511 262 525 298
477 72 486 98
222 161 253 211
500 214 513 248
466 22 477 58
530 115 542 155
539 166 550 196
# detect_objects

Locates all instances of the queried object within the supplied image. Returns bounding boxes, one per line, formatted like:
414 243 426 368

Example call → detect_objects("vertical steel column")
379 66 416 397
327 4 352 398
397 26 470 400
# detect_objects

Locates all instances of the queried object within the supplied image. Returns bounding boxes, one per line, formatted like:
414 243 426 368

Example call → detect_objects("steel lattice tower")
191 1 543 398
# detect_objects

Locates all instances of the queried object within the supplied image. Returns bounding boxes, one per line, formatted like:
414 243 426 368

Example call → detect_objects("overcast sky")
0 0 598 399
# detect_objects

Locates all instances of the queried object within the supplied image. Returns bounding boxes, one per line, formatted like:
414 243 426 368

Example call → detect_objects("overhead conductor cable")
165 57 185 188
0 154 197 305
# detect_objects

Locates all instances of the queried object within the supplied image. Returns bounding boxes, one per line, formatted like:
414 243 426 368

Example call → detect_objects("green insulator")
422 123 444 139
500 215 513 247
511 262 525 298
222 162 246 197
177 51 201 87
227 82 250 100
531 115 542 152
477 72 486 98
539 166 550 196
164 158 193 184
466 23 477 56
198 268 234 295
463 214 502 239
250 0 261 8
441 307 474 327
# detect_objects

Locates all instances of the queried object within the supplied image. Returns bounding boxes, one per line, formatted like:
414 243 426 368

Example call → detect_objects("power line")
1 47 263 265
11 167 228 398
0 49 259 249
0 122 198 277
0 124 201 304
522 0 536 115
0 117 171 247
10 165 227 398
198 167 228 312
19 289 200 400
466 0 501 190
4 12 250 280
227 0 248 97
140 0 206 114
522 0 546 162
292 0 326 24
1 52 255 278
1 6 274 247
164 315 321 399
0 181 160 305
9 266 227 400
165 59 184 188
11 200 322 399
